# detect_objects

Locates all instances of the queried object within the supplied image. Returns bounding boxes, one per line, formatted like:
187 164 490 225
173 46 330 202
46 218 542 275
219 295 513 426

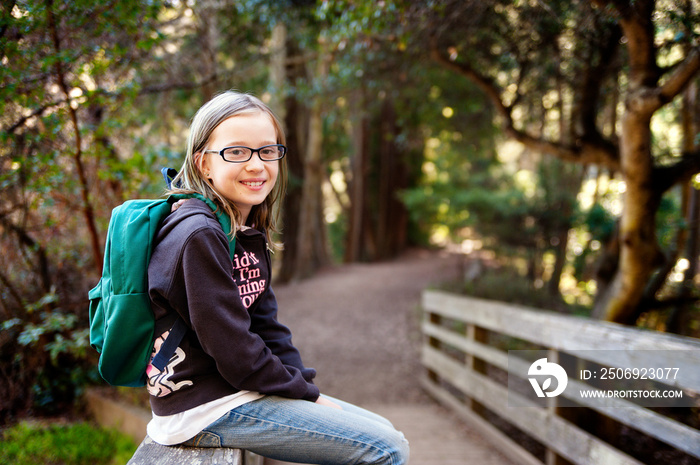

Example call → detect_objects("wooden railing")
421 290 700 465
127 436 264 465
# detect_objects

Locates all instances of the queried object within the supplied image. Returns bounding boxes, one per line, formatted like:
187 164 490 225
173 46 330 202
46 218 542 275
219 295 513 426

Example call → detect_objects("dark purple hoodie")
147 199 318 416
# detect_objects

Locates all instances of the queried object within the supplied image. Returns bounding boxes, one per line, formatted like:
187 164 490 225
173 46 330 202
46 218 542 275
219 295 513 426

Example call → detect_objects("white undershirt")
147 390 264 445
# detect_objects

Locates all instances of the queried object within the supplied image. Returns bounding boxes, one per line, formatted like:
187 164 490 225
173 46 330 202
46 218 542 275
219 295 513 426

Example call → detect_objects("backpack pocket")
96 292 155 387
88 280 104 352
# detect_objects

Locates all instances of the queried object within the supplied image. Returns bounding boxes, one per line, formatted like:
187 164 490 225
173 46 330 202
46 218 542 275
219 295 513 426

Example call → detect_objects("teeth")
243 181 264 187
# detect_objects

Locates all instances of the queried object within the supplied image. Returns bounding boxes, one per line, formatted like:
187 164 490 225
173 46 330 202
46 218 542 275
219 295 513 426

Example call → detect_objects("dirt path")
270 250 517 465
273 249 461 405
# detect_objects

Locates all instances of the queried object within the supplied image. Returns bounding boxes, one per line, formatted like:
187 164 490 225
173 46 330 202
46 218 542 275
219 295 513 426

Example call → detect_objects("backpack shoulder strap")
160 168 235 259
166 193 236 260
150 318 188 371
161 167 179 189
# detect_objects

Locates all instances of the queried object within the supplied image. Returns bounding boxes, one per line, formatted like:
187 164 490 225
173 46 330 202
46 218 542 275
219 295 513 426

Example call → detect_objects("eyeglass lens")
222 146 285 162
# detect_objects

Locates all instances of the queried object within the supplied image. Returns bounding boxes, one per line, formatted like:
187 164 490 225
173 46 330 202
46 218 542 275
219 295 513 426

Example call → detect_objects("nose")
245 152 265 171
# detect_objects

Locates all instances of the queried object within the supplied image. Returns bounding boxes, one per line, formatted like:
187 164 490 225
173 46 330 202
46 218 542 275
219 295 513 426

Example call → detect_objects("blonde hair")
169 91 287 242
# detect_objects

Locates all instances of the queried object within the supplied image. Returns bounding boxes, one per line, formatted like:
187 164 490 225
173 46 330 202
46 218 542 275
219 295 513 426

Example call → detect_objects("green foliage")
657 192 684 251
402 136 580 251
1 0 171 421
571 202 617 282
0 421 136 465
1 294 96 422
442 266 568 313
582 203 616 243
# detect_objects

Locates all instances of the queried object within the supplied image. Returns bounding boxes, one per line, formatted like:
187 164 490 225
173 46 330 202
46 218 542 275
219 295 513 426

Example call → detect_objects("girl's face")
199 112 280 223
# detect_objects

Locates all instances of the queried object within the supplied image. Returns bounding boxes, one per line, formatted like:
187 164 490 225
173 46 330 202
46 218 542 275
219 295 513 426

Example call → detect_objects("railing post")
547 350 580 465
466 323 488 416
545 349 568 465
426 311 441 385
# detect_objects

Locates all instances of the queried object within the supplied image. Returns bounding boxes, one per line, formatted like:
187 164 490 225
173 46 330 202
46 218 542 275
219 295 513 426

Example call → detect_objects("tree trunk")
592 109 663 322
278 95 306 282
667 75 699 333
546 79 578 299
293 53 331 279
591 0 672 323
195 0 219 102
345 96 412 262
548 210 574 300
344 88 369 262
46 0 102 272
268 23 287 120
279 37 308 282
376 99 410 259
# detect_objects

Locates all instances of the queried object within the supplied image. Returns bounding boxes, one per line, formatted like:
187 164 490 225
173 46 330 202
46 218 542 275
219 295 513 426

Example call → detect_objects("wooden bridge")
422 290 700 465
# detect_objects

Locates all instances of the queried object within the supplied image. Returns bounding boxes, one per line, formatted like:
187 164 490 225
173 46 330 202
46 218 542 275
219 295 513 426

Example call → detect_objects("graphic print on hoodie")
147 330 194 397
232 249 265 309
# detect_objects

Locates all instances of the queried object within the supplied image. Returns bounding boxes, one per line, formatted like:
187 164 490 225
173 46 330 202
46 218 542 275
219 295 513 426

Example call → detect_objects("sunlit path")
267 250 515 465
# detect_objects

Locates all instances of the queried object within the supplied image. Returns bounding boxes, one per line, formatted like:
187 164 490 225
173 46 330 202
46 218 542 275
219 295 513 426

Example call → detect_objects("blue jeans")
181 395 409 465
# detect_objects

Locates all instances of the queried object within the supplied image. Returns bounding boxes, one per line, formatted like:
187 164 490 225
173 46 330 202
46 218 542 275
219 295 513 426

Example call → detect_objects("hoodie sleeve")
249 287 317 383
171 221 319 402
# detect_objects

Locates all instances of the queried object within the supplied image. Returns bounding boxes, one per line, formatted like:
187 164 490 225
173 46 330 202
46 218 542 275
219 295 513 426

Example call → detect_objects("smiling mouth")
242 181 264 187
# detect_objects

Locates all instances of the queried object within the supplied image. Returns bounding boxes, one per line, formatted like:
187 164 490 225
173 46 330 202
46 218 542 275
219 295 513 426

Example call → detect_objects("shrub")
444 266 570 313
1 293 98 424
0 421 136 465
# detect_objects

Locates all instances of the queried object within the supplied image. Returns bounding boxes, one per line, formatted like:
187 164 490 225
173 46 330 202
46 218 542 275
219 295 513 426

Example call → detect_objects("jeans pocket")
184 430 222 448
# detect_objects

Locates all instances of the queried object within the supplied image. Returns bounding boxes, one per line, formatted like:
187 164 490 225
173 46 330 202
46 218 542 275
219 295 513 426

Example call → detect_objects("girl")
145 91 409 465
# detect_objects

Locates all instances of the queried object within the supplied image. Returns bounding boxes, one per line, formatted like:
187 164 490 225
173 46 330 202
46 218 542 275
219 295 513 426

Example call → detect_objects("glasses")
203 144 287 163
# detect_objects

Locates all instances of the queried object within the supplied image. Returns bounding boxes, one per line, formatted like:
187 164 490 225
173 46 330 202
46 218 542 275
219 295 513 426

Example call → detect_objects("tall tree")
421 0 700 323
293 43 333 278
273 5 334 281
314 1 425 262
343 92 414 262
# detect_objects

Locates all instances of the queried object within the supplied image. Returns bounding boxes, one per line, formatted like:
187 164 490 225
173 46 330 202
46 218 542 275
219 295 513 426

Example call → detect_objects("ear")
194 151 212 179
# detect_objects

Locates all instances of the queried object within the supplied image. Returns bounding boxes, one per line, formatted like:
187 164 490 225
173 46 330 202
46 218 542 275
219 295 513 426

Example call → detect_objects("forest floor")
270 248 516 465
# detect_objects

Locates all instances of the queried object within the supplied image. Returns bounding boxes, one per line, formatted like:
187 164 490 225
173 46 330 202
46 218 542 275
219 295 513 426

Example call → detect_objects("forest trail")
268 249 515 465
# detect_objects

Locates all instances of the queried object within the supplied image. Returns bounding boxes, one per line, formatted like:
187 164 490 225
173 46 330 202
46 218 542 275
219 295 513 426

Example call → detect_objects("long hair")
169 91 288 243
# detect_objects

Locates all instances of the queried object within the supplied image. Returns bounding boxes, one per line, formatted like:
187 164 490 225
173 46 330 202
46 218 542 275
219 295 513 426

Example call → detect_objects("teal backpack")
88 172 235 387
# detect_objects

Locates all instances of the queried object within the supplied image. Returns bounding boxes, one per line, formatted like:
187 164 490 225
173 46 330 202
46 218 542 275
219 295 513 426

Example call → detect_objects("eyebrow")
222 141 278 147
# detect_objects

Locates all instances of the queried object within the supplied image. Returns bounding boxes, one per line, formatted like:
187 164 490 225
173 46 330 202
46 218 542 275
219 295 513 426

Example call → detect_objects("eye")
223 147 249 158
